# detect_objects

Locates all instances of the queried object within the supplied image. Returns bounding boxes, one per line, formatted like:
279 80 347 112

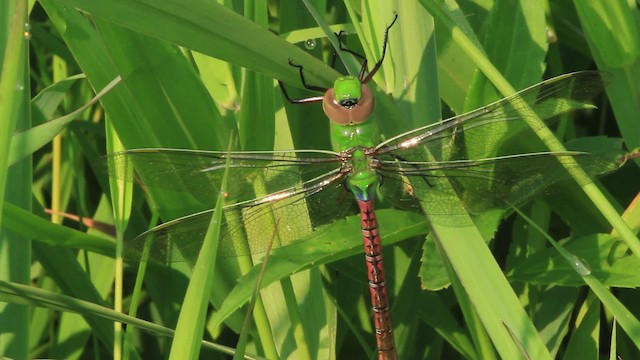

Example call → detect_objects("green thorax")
343 146 379 201
330 121 379 152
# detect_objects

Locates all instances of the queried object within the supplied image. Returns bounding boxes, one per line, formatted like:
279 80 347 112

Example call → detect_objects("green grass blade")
169 142 227 360
9 76 120 166
106 118 133 358
32 242 115 353
573 0 640 186
514 208 640 350
50 201 118 358
574 0 640 68
0 279 249 358
0 0 31 355
238 1 275 152
464 0 547 109
562 292 600 358
429 218 552 359
0 0 29 206
2 202 114 256
53 0 336 88
442 252 497 360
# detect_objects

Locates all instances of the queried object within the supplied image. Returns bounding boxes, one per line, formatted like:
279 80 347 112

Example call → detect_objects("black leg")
289 60 329 93
334 30 368 63
278 60 326 104
278 80 324 104
331 30 370 78
362 12 398 84
389 153 436 188
330 31 343 69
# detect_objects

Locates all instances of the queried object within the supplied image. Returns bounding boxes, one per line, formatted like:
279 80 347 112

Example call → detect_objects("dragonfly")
107 14 620 360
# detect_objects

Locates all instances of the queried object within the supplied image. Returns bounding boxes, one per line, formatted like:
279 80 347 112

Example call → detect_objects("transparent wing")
372 71 617 216
375 71 609 161
106 149 354 263
107 148 342 205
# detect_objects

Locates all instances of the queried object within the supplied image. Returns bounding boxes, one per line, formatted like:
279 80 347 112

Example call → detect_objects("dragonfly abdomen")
357 198 397 359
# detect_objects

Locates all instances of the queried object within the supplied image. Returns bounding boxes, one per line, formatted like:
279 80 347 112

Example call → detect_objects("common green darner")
107 15 620 360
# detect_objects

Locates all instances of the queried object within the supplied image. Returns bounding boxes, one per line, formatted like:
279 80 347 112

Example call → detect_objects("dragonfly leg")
278 60 327 104
278 81 324 104
290 60 328 93
362 12 398 84
389 153 436 188
331 30 372 81
331 30 368 69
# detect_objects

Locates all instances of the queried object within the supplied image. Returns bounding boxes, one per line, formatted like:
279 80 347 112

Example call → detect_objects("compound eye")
322 86 374 125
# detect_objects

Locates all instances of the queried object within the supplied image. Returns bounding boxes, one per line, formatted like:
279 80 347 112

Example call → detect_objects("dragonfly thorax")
330 121 379 152
343 147 380 202
323 76 374 125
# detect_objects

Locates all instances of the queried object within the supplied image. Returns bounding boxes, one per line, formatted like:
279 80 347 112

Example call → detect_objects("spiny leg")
387 153 436 188
330 30 368 69
330 29 372 81
362 12 398 84
278 60 326 104
289 60 328 93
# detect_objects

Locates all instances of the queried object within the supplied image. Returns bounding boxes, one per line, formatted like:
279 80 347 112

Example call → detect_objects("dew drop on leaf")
304 39 316 50
569 255 592 276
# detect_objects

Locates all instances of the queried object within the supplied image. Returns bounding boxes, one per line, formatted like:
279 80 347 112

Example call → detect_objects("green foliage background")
1 0 640 359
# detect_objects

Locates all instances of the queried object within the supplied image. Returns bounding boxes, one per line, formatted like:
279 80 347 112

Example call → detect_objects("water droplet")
23 22 31 40
15 84 24 91
304 39 316 50
569 255 591 276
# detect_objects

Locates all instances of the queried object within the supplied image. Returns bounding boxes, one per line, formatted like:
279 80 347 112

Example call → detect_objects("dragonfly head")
334 75 361 107
323 75 374 126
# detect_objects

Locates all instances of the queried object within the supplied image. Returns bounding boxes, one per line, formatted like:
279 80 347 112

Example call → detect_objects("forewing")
106 148 342 208
376 71 609 162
